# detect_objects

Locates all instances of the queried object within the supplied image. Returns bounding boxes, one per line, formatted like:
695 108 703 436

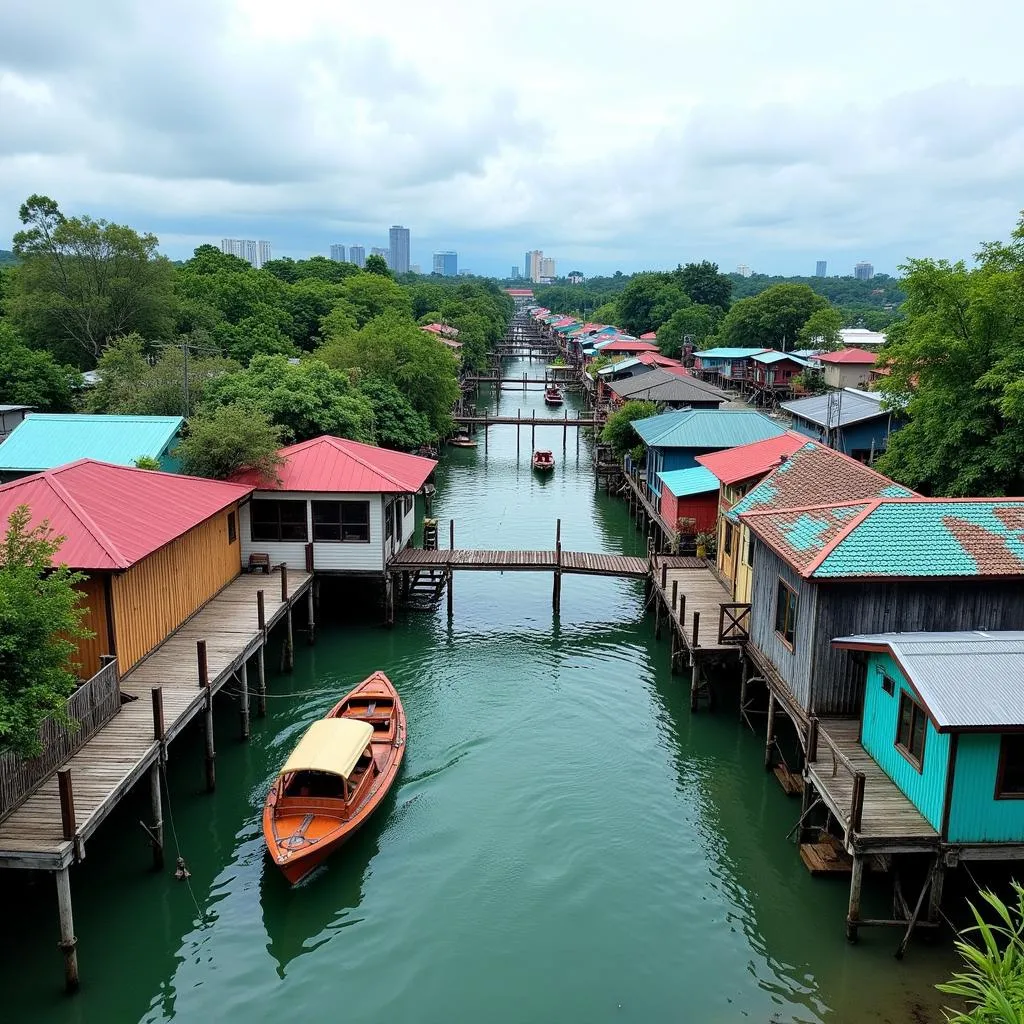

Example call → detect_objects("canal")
0 358 957 1022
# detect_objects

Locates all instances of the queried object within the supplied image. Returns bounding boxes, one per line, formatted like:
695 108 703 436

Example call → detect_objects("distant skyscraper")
512 266 521 280
524 250 543 283
370 246 390 267
735 263 753 278
349 245 366 268
257 241 272 268
389 225 410 274
539 257 556 282
816 260 827 277
433 251 458 277
221 238 245 260
410 264 421 275
220 238 270 269
854 261 874 280
330 244 347 263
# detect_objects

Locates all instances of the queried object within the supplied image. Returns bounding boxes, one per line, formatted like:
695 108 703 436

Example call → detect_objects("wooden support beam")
55 867 79 993
196 639 209 690
764 693 777 770
846 854 865 943
671 579 678 612
151 687 164 742
446 569 453 618
257 647 267 718
239 661 250 741
850 771 866 835
807 716 820 764
307 585 316 644
204 685 216 792
690 660 700 712
450 519 455 550
283 607 294 672
149 762 164 870
280 563 289 602
257 589 266 635
692 610 700 649
304 542 314 573
58 769 75 842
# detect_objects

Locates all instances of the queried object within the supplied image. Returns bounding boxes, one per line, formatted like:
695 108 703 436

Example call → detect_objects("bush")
601 400 659 459
176 405 284 481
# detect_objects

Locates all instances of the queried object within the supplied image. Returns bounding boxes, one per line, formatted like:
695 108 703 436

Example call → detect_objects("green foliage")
617 273 682 336
337 273 413 327
175 404 284 481
202 354 374 444
938 883 1024 1023
677 261 732 310
133 455 161 470
355 375 434 449
0 321 79 410
7 195 175 365
591 300 620 324
0 506 90 756
601 400 659 458
657 304 721 356
799 306 844 348
717 283 830 350
364 253 391 276
876 221 1024 495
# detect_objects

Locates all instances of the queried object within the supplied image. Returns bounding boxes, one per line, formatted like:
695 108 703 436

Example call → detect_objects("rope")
160 763 206 923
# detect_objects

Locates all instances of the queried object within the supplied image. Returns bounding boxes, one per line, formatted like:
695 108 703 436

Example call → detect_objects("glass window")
744 529 755 567
403 494 413 516
385 501 394 540
996 736 1024 798
250 500 308 543
227 512 236 544
774 579 798 649
311 500 369 543
896 691 927 769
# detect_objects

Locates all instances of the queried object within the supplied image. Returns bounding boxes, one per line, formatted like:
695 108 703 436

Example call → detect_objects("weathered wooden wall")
112 504 242 670
70 575 111 679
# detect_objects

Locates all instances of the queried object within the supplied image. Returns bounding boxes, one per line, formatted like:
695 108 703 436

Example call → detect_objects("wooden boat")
544 385 564 406
263 671 406 885
448 432 478 448
532 449 555 472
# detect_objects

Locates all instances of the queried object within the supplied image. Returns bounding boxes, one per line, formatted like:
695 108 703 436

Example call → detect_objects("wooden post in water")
150 687 165 869
563 409 568 450
764 692 776 770
55 867 79 992
239 660 250 741
284 607 294 671
483 411 488 453
446 567 453 618
197 639 215 791
280 563 289 601
58 769 75 841
450 519 455 550
516 410 521 460
846 854 865 943
552 518 562 615
738 656 749 723
690 660 701 711
257 646 267 717
671 580 678 614
257 589 266 635
692 610 700 650
531 410 536 451
307 584 316 645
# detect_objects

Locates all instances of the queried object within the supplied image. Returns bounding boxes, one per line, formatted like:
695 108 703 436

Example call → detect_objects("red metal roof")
0 460 253 570
637 352 682 368
818 348 877 364
695 432 807 485
233 436 437 494
639 332 658 340
504 288 534 296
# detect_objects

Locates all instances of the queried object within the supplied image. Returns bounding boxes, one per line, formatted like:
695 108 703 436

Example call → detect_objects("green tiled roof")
633 410 785 450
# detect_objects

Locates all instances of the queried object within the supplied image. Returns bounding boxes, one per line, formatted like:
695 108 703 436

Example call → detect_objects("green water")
0 362 958 1023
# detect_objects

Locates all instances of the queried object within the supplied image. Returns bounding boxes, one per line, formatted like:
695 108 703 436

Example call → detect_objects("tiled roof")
695 432 807 486
232 435 436 494
657 465 720 498
633 410 787 450
727 441 915 525
817 348 877 364
743 498 1024 579
0 460 252 570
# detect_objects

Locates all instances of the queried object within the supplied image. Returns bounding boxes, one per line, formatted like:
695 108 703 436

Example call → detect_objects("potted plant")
695 530 717 560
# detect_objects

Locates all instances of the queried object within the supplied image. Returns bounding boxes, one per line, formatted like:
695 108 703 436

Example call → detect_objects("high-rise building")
815 260 827 277
735 263 753 278
389 225 410 274
410 264 421 275
433 251 458 277
370 247 391 267
220 238 270 269
349 245 366 268
330 244 347 262
854 262 874 280
539 257 556 282
511 266 521 280
524 250 543 283
257 241 272 268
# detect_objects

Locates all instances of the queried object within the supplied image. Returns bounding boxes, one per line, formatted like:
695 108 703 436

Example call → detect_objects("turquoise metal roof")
751 351 812 367
0 414 184 472
633 410 786 451
696 347 766 360
657 466 720 498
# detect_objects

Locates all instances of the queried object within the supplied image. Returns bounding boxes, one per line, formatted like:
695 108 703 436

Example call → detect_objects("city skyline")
389 225 410 275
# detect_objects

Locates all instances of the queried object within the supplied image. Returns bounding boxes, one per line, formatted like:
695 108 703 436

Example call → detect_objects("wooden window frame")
723 521 733 556
895 690 927 773
995 734 1024 800
311 500 370 543
227 511 237 544
385 500 394 541
744 529 754 567
403 494 414 517
250 499 308 543
773 578 798 651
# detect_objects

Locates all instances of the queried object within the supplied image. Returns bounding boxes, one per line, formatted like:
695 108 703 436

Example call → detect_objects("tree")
175 405 284 480
656 304 720 356
591 300 620 324
7 195 175 365
676 261 732 310
364 253 391 276
0 507 90 756
337 273 413 327
798 306 843 349
355 375 434 449
617 273 676 336
601 401 659 459
0 322 79 410
716 283 830 350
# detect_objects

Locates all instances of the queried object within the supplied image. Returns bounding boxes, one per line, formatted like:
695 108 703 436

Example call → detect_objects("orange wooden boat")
263 671 406 885
532 449 555 472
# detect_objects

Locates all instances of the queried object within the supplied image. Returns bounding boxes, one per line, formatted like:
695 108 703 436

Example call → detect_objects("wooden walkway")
650 561 741 658
806 718 939 854
0 568 312 871
621 469 679 549
453 414 599 427
390 548 649 578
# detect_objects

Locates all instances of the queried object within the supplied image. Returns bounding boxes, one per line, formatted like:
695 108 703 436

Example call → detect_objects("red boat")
544 385 564 406
263 671 406 884
532 449 555 472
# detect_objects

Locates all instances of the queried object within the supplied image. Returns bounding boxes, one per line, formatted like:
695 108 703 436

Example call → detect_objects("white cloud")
1 0 1023 275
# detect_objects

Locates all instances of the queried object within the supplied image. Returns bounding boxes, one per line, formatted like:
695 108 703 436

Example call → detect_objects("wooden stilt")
531 411 535 450
149 762 164 869
738 657 749 723
446 569 453 618
552 519 562 615
517 415 520 460
284 607 294 671
239 661 250 741
204 687 216 792
690 660 700 711
846 854 865 942
927 862 946 926
655 598 663 640
307 585 315 644
257 647 267 717
764 692 777 769
55 867 79 993
669 629 678 674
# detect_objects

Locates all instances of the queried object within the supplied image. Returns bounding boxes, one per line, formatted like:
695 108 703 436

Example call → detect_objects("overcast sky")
2 0 1023 278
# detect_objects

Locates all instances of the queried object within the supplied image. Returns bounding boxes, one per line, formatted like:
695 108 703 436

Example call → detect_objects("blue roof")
751 351 812 367
597 357 643 376
0 414 184 472
633 409 787 451
697 348 766 360
657 466 720 498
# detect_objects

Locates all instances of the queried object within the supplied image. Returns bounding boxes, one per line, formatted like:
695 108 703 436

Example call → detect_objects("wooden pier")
621 465 679 551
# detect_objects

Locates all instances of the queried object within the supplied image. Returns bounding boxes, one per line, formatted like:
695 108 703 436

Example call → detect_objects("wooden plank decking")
806 718 939 855
651 562 739 657
389 548 649 578
0 568 311 871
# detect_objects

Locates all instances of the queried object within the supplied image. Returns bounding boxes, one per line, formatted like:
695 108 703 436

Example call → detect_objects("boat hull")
263 672 405 885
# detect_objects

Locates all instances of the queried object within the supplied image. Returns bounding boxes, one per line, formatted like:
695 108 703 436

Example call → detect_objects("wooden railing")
0 657 121 822
806 715 866 841
718 603 751 644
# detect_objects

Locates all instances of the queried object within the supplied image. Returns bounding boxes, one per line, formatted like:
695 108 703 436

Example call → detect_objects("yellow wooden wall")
71 575 111 679
111 504 242 671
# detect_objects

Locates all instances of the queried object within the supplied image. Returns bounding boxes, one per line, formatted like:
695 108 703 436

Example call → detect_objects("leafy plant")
133 455 161 470
175 405 284 481
601 400 659 459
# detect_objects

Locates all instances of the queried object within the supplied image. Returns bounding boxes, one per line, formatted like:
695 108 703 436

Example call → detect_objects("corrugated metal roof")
0 405 32 413
781 389 895 429
695 432 807 485
0 414 183 471
817 348 877 364
597 357 643 376
834 631 1024 729
633 410 787 451
751 351 812 367
657 465 720 498
0 460 252 570
232 436 436 494
608 369 727 404
695 348 769 360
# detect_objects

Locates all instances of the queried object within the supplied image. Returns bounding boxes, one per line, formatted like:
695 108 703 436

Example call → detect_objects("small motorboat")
532 449 555 472
544 386 564 406
263 671 406 885
448 432 478 448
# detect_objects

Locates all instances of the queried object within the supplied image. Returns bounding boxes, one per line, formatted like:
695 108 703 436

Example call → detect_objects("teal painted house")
835 632 1024 847
0 414 184 481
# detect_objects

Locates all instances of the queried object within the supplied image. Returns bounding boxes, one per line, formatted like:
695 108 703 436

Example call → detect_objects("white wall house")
232 436 436 575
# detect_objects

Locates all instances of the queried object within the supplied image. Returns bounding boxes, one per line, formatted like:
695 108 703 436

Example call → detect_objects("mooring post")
484 411 488 453
846 854 865 943
257 589 265 636
517 411 521 460
148 761 164 870
552 518 562 615
671 579 678 614
280 563 289 602
257 647 267 717
669 629 678 675
197 639 215 791
151 686 164 744
764 692 777 770
283 607 294 672
660 562 668 590
239 660 250 741
738 656 749 723
55 867 79 993
563 409 568 449
58 768 75 841
446 568 453 618
531 410 535 450
690 660 701 712
450 519 455 550
307 584 315 644
692 610 700 649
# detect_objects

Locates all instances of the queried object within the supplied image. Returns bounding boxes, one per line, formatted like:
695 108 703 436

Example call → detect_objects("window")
881 674 895 696
311 500 369 543
385 501 394 540
744 529 754 567
896 691 927 770
403 494 413 517
723 521 733 556
251 500 308 543
774 579 798 649
996 735 1024 799
227 512 237 544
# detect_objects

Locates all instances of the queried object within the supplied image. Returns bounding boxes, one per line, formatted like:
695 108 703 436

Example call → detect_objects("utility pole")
182 341 190 419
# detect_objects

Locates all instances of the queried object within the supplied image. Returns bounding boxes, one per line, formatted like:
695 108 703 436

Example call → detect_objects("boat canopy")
279 719 374 780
